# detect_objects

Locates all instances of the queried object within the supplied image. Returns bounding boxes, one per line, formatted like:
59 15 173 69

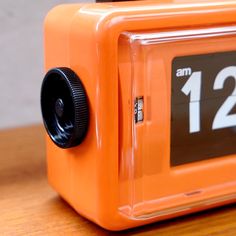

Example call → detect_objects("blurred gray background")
0 0 92 129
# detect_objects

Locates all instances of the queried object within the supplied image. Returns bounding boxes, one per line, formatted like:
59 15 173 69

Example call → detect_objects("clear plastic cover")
118 26 236 219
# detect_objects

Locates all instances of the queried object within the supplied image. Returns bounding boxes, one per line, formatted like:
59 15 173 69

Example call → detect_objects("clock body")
42 0 236 230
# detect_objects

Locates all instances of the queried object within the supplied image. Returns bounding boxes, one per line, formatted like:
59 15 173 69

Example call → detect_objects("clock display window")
171 51 236 166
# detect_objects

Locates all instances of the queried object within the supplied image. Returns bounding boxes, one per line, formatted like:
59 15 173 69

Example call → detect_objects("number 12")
181 66 236 133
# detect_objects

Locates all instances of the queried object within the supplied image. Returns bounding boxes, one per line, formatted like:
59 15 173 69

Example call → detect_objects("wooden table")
0 125 236 235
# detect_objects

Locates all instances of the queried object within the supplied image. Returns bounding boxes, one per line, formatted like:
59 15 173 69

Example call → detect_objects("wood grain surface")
0 125 236 235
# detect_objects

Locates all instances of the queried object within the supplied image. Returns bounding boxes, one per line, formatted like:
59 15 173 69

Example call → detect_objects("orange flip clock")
40 0 236 230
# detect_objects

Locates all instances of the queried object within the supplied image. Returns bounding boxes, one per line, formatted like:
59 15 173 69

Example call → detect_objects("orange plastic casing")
44 0 236 230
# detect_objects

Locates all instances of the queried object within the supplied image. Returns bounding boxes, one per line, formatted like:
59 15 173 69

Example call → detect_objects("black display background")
171 51 236 166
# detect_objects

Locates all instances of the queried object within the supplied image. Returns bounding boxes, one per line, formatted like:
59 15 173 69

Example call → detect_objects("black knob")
41 67 89 148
